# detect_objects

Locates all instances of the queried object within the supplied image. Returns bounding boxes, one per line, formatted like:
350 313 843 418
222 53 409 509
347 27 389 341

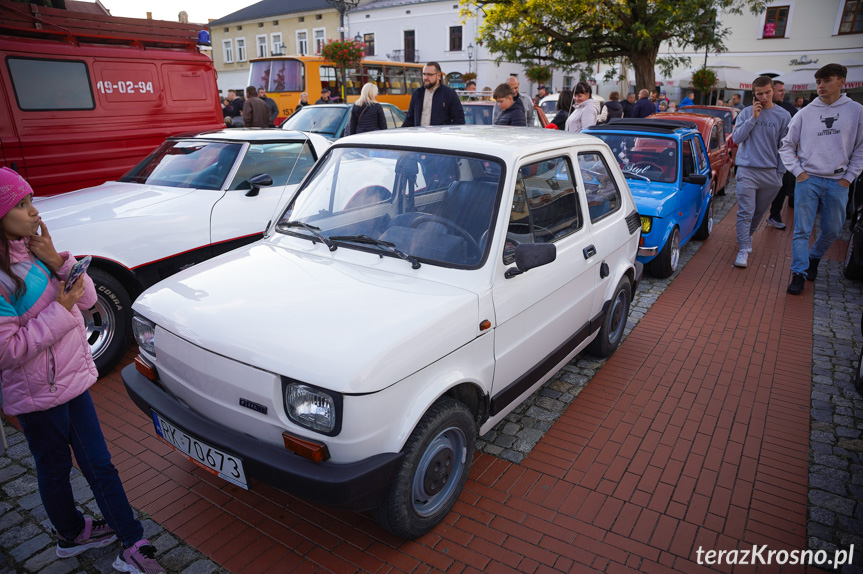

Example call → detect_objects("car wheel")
83 268 132 377
857 313 863 396
647 226 680 279
694 198 714 240
588 275 631 358
844 226 863 280
374 398 475 538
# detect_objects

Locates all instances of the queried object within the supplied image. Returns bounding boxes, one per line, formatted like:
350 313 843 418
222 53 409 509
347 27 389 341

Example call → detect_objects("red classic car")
678 105 739 163
651 112 733 195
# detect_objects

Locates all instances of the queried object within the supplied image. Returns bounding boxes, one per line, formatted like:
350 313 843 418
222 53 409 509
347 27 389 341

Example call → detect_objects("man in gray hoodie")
731 76 791 269
780 63 863 295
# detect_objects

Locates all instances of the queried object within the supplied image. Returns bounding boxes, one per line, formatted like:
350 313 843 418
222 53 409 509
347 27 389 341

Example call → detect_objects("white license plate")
152 411 248 489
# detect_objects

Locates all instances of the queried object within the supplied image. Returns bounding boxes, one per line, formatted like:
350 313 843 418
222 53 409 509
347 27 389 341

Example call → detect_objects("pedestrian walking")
780 63 863 295
766 80 798 230
0 167 165 574
347 83 387 135
731 76 791 269
401 62 465 127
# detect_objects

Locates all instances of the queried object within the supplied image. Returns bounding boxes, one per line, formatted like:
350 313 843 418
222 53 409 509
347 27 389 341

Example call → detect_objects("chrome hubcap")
608 289 627 344
670 228 680 271
81 294 116 361
706 202 714 235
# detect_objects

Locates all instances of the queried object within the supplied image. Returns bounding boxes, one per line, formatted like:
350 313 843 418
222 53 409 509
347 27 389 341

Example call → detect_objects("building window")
316 14 322 20
299 16 304 22
223 27 229 32
839 0 863 34
222 39 233 63
563 75 573 89
258 22 264 28
363 33 375 56
297 30 308 56
763 5 789 38
404 30 416 62
237 25 242 30
271 33 283 55
314 28 325 54
273 20 278 25
236 38 246 61
449 26 462 51
256 35 268 58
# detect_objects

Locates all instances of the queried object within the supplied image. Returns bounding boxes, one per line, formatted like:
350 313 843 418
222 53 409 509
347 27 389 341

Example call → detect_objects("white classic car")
122 126 643 538
37 129 330 375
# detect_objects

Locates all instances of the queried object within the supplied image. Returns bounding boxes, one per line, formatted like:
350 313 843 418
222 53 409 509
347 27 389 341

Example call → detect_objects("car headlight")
640 216 652 234
283 380 342 435
132 314 156 355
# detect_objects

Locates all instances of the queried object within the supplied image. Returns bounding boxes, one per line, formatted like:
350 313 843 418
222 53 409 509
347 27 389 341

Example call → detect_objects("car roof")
681 105 738 115
585 118 700 136
649 112 720 135
171 128 315 141
334 125 600 160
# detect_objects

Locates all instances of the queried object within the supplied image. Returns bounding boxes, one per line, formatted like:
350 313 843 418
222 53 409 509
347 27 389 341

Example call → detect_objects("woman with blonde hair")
348 82 387 135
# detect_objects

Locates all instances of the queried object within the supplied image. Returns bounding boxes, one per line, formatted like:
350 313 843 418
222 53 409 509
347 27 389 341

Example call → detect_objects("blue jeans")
17 390 143 547
791 176 849 275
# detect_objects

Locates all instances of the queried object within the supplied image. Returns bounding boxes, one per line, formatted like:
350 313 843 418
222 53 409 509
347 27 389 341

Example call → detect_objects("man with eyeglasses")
401 62 465 127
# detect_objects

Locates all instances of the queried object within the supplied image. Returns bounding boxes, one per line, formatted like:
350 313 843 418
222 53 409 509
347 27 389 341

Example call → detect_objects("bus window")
345 67 361 96
385 66 405 95
269 59 304 92
364 65 385 94
320 65 340 97
249 61 271 92
405 67 422 91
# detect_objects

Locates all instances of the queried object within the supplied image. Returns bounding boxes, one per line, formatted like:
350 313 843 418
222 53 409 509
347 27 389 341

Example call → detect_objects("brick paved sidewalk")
2 194 862 573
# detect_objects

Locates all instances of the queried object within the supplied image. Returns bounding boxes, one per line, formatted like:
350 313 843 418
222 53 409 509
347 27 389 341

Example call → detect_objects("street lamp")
325 0 361 40
467 43 474 75
354 32 362 43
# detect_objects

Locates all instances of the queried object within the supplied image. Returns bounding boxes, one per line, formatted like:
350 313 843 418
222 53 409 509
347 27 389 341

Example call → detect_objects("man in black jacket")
401 62 465 127
633 89 655 119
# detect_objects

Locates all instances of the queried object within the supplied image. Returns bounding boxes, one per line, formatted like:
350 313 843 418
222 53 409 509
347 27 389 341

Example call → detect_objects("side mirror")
246 174 273 197
685 173 708 185
505 243 557 278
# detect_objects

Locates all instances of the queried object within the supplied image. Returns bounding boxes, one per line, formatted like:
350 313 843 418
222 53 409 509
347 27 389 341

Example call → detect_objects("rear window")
7 57 95 111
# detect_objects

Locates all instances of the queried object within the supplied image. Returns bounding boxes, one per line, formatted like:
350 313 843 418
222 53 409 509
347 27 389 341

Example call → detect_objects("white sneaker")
734 250 748 268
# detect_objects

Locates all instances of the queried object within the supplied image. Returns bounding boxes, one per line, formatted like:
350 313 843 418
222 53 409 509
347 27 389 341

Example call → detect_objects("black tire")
856 345 863 396
694 198 714 241
588 275 631 358
84 268 132 377
374 398 475 538
647 226 680 279
845 228 863 280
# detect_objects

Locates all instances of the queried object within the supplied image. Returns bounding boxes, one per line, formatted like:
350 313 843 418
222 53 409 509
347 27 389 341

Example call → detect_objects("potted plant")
320 39 365 100
524 64 553 87
691 67 718 103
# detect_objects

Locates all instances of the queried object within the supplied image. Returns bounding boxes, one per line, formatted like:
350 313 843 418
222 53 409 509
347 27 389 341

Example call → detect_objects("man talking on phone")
730 76 791 269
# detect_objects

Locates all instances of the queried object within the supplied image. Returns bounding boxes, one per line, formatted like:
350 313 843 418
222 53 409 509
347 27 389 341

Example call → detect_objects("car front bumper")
122 364 403 511
637 246 659 257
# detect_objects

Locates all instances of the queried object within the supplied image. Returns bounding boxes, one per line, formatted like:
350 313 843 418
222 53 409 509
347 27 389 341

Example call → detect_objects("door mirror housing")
505 243 557 278
246 174 274 197
684 173 708 185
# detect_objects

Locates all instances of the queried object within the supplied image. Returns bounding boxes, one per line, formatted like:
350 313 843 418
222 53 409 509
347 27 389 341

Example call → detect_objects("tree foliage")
462 0 765 92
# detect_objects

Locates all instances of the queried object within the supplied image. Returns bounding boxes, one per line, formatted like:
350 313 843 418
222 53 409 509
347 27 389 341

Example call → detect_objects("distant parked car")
280 103 406 140
679 105 739 161
585 118 713 278
123 126 642 539
650 112 733 196
37 129 330 375
844 177 863 280
462 100 549 128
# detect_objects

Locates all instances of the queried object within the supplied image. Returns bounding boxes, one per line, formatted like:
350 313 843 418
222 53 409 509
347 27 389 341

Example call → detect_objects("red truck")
0 0 224 196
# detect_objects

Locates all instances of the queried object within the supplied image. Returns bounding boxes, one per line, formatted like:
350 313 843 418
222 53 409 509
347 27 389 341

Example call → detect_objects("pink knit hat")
0 167 34 219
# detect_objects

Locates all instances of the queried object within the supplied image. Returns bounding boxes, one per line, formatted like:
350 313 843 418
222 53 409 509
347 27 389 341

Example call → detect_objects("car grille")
625 210 641 235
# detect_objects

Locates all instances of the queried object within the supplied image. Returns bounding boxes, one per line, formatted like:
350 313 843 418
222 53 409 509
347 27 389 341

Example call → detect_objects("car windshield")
540 100 557 115
591 134 678 184
119 140 243 190
281 106 346 136
278 147 504 268
463 104 494 125
681 107 733 133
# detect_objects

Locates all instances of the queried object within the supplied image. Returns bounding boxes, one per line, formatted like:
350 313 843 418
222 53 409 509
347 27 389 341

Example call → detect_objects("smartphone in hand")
64 255 92 294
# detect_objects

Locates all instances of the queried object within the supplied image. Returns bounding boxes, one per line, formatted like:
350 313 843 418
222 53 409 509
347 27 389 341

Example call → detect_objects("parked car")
37 129 330 375
462 100 549 128
844 176 863 280
584 118 713 278
122 126 643 538
679 105 740 161
650 112 733 196
280 103 406 140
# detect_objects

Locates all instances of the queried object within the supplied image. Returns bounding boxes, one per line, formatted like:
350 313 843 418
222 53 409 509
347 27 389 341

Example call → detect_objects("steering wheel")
409 214 482 259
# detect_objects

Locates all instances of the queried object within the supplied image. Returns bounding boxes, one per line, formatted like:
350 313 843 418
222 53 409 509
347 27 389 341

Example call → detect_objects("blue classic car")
584 119 713 278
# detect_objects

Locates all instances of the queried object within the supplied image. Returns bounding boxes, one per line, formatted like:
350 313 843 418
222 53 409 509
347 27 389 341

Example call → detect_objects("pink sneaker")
112 539 165 574
56 516 116 558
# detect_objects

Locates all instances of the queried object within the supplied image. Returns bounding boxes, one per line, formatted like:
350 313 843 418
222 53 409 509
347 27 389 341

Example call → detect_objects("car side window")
694 138 708 172
710 125 721 150
383 107 399 129
577 151 622 223
716 124 726 149
228 142 317 190
504 157 581 263
681 139 696 178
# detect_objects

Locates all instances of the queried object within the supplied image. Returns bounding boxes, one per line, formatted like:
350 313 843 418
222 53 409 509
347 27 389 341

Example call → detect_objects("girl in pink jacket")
0 167 164 574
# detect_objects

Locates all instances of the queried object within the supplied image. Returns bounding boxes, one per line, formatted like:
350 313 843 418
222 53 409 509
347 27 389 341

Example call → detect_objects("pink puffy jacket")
0 239 97 416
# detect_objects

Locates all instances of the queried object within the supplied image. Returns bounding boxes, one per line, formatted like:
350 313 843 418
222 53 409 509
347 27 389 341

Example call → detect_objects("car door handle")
583 245 597 259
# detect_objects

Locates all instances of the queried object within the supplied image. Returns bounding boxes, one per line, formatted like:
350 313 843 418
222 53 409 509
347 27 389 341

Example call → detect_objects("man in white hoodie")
780 63 863 295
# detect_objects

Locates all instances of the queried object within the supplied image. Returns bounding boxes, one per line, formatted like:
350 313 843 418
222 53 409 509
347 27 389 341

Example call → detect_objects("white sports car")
37 129 330 375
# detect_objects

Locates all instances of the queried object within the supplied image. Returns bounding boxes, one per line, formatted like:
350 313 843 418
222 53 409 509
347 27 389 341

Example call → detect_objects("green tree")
463 0 764 92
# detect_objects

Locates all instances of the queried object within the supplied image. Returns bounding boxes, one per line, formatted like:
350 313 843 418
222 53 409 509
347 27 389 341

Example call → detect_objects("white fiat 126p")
123 126 643 538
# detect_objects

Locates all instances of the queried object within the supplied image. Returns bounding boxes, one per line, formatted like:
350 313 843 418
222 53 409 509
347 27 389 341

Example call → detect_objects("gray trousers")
736 166 783 251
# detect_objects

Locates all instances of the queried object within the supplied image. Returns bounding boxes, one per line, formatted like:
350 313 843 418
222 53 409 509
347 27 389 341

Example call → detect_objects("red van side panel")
0 37 224 196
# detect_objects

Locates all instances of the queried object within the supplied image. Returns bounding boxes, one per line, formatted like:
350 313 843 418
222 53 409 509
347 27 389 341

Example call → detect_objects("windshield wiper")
329 234 421 269
622 171 650 183
278 221 336 251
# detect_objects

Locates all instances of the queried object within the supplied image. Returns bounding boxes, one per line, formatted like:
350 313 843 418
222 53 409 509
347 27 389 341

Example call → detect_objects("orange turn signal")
134 355 156 381
479 320 491 331
283 432 330 463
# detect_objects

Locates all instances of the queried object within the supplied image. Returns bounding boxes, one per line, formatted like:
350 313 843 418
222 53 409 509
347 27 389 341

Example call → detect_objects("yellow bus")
248 55 424 123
